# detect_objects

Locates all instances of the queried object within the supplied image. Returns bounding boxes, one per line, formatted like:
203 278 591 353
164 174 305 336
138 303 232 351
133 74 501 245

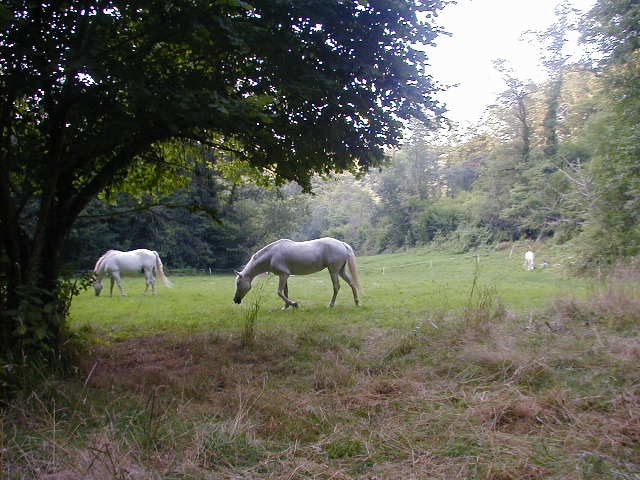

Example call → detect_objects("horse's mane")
93 249 121 272
245 239 291 268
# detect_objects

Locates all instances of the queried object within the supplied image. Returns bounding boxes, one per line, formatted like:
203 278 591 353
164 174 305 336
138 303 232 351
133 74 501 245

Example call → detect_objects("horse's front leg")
278 275 298 308
112 272 127 296
282 280 291 309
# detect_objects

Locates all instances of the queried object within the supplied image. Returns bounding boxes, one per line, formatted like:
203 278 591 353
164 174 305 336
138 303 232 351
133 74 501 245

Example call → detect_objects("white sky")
425 0 596 126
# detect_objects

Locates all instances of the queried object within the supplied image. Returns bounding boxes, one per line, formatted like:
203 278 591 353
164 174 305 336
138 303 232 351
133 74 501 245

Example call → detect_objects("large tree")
0 1 444 365
578 0 640 262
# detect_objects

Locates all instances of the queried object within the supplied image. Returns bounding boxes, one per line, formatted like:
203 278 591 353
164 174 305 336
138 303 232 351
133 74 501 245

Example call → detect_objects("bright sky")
425 0 596 126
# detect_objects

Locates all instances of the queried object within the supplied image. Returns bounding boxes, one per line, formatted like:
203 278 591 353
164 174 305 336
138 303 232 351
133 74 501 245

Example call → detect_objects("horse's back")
105 249 156 273
129 248 156 257
270 238 350 274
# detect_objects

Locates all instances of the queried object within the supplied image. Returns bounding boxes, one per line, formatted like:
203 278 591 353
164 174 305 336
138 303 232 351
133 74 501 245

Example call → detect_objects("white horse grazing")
524 250 535 271
93 249 173 296
234 237 361 308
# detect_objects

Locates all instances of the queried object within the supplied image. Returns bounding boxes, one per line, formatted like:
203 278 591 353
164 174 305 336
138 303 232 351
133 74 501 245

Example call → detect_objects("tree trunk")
1 201 72 367
516 95 531 163
543 77 562 159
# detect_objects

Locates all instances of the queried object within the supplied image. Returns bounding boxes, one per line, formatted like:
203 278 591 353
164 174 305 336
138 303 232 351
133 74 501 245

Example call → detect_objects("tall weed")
240 277 269 348
464 256 506 331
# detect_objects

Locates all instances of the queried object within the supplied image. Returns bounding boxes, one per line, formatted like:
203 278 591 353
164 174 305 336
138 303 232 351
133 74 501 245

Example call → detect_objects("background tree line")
68 0 639 272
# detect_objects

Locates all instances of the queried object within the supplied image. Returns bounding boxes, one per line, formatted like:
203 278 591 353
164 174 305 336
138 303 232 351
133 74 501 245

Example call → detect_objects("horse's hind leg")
144 269 156 295
328 270 340 307
339 265 360 306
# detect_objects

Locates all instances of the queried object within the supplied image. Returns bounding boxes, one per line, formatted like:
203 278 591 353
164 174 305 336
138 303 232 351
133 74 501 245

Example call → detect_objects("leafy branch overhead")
1 0 445 198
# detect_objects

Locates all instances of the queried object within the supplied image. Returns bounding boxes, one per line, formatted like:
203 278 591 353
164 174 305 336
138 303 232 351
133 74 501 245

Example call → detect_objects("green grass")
69 247 591 339
6 246 638 480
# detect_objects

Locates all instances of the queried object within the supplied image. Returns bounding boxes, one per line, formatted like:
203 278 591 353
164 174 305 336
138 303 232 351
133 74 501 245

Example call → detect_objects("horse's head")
93 278 104 296
233 271 252 304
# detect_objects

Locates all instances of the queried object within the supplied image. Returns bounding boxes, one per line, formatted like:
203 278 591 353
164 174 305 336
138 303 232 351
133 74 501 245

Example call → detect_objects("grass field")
69 247 591 338
3 246 639 479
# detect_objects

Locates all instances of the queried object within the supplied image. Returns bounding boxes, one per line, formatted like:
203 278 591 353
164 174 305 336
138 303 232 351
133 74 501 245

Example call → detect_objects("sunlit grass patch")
69 247 592 339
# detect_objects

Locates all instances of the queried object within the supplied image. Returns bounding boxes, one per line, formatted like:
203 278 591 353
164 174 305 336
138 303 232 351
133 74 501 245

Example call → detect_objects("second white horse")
93 249 173 296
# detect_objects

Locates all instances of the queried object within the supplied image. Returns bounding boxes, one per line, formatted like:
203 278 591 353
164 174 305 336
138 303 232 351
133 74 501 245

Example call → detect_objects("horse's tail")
154 251 173 288
343 242 362 292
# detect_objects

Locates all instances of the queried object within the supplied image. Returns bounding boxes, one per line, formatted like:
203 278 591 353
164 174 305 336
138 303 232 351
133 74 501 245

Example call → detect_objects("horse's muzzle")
234 298 241 304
